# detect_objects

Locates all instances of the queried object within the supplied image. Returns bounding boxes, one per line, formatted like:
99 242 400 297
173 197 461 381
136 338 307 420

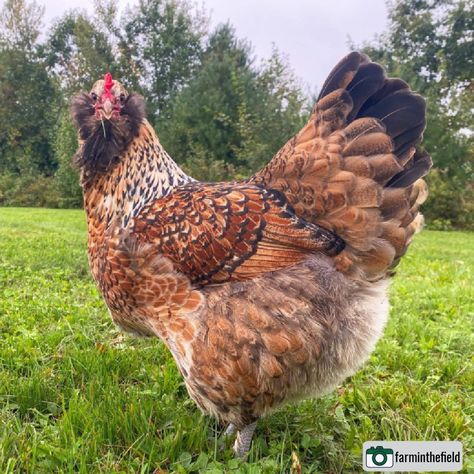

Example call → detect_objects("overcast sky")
41 0 389 91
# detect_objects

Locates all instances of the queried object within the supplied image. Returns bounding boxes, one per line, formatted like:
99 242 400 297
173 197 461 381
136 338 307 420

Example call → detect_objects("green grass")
0 207 472 473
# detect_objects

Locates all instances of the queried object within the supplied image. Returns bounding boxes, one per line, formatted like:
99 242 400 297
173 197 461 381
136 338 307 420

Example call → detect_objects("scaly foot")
233 422 257 458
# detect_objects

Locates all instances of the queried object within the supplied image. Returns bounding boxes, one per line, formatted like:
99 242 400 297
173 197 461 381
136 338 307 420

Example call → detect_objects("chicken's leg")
233 422 257 457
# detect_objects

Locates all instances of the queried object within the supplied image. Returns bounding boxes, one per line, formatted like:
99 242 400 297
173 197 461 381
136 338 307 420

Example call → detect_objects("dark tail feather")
358 78 409 114
387 151 432 188
346 62 386 121
360 90 426 140
320 52 431 191
393 123 425 156
317 52 368 100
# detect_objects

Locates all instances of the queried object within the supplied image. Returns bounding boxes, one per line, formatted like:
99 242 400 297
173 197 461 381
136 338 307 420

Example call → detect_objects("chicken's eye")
90 92 98 102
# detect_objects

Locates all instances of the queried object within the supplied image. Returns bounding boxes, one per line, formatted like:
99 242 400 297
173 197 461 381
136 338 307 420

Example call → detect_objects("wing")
250 52 432 280
130 183 344 285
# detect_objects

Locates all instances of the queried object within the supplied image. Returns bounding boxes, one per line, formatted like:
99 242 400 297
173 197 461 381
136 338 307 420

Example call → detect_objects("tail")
251 52 432 280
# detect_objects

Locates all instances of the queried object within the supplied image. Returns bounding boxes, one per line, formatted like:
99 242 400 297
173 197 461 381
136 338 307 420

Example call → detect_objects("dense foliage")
0 0 472 228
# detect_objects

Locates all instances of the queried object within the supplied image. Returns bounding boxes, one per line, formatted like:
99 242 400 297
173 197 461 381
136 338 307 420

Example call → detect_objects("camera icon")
366 445 394 468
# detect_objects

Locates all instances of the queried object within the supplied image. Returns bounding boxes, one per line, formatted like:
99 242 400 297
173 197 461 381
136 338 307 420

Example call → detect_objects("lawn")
0 207 472 473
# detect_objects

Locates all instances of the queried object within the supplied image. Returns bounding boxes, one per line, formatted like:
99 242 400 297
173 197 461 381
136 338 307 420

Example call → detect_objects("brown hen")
71 54 432 456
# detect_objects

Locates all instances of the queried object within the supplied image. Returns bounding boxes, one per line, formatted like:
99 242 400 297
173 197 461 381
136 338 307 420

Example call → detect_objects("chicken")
71 54 432 457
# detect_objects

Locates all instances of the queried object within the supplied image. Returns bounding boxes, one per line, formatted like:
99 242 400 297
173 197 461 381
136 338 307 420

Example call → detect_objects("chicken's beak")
101 98 114 120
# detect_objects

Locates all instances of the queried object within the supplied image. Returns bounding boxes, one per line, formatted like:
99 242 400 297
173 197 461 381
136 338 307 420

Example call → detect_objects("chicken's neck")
83 119 192 234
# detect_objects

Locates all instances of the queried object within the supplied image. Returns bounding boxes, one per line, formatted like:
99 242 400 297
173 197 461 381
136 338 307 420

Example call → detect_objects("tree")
124 0 208 122
242 47 307 171
45 12 116 95
0 0 42 50
0 0 57 176
157 24 256 179
158 25 307 181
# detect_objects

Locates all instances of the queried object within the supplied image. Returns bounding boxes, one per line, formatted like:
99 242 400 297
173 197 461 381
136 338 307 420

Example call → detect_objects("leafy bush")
0 172 61 208
423 169 474 230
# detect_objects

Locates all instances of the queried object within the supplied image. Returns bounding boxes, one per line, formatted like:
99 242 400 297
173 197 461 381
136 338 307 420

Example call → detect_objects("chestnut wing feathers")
131 183 344 284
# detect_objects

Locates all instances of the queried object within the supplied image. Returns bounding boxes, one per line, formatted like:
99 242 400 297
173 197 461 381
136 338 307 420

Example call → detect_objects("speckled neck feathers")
83 120 192 230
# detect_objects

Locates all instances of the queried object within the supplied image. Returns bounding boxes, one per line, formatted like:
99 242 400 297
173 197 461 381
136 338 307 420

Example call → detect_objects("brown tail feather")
250 52 432 280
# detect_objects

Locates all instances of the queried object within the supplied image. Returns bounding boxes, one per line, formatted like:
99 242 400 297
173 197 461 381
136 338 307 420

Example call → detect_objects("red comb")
104 72 114 92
